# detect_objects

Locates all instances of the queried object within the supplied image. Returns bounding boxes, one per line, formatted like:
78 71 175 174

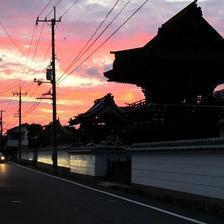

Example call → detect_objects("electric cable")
57 0 149 85
60 0 79 18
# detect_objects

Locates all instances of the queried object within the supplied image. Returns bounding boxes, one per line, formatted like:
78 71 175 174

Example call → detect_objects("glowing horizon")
0 0 223 132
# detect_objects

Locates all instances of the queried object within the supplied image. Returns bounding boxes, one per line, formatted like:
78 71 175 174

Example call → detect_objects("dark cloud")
103 63 112 72
86 67 98 76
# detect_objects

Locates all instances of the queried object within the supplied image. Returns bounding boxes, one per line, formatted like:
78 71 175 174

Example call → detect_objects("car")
0 153 5 163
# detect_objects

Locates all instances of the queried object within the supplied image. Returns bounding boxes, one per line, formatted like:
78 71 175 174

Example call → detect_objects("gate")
107 159 131 184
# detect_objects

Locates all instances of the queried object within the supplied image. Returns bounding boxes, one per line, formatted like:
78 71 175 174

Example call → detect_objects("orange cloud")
3 0 222 132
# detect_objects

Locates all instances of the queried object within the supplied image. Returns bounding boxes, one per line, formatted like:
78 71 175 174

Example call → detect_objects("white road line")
15 164 207 224
11 201 22 203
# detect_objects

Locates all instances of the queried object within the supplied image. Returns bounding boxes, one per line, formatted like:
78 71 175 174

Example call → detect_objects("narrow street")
0 163 222 224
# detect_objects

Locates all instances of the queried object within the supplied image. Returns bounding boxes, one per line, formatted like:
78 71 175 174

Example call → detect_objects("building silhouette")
71 1 224 143
105 1 224 105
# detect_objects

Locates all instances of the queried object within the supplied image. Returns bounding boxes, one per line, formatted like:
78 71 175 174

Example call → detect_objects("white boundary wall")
70 154 96 176
22 147 127 177
132 151 224 200
69 149 127 177
37 150 70 168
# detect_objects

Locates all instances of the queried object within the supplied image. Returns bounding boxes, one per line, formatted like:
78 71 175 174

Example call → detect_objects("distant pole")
51 7 58 176
36 7 61 175
13 85 27 162
0 110 5 151
18 86 22 162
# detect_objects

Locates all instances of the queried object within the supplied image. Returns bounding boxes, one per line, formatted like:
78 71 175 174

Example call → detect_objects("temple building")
70 1 224 144
70 94 131 144
105 0 224 104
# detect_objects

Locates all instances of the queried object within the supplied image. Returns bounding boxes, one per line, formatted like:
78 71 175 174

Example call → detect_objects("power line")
23 100 41 118
14 25 41 91
60 0 79 18
57 0 121 82
29 83 42 98
0 99 16 112
38 0 54 17
1 1 64 97
22 23 45 92
0 21 23 54
70 0 119 66
57 0 131 83
27 23 45 76
0 90 20 113
0 25 38 94
15 4 54 114
21 25 38 75
0 0 53 98
58 0 149 85
16 25 38 91
88 0 120 42
5 119 18 131
45 0 63 18
0 82 21 95
24 5 58 93
0 0 50 95
4 104 19 130
3 98 22 131
26 41 51 96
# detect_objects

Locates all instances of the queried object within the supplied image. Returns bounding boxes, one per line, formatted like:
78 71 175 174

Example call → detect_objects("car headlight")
1 156 5 160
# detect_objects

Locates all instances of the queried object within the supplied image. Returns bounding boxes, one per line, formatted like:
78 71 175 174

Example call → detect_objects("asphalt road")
0 163 223 224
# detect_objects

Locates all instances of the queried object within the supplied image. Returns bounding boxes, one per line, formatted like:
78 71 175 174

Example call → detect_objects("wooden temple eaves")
104 1 224 105
70 94 131 125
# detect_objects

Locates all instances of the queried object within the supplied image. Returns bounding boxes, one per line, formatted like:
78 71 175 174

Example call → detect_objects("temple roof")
109 0 223 54
144 0 223 50
104 0 224 84
70 94 130 125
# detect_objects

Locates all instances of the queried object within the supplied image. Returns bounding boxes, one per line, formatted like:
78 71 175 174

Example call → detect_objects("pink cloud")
1 0 224 131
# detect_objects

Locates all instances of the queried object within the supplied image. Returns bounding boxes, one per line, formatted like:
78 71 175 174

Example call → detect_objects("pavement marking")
15 164 207 224
11 201 22 203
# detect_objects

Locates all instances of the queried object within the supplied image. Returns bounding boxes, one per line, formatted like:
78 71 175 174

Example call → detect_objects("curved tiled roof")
70 94 130 125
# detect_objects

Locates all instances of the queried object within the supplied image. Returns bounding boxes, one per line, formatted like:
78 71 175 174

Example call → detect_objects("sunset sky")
0 0 224 132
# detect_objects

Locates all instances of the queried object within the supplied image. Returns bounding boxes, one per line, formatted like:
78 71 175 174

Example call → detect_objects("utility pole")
13 86 27 162
36 7 61 175
0 110 5 152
